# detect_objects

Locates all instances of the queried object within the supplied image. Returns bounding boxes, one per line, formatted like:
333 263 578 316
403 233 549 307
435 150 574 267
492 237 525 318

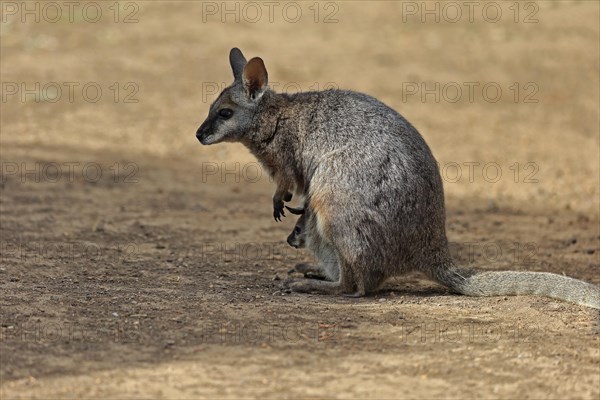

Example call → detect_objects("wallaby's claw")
273 202 286 221
283 192 293 202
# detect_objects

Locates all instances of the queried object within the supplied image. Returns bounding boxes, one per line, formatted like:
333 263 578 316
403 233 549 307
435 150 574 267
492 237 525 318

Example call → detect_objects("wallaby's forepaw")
288 263 327 280
288 263 313 274
273 201 285 221
273 192 293 221
283 278 315 293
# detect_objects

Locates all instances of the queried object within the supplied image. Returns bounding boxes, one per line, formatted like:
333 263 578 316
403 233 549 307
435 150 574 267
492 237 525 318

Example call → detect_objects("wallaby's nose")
196 122 210 143
287 235 297 248
195 126 205 141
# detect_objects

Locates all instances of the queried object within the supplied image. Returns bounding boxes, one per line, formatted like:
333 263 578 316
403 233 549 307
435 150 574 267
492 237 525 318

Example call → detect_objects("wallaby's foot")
343 291 366 298
283 278 342 295
283 192 293 202
273 200 285 221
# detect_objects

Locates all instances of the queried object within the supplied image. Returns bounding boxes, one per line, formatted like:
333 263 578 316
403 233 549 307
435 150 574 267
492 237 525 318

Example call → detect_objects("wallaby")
285 205 334 278
196 48 600 309
285 206 332 281
285 205 306 249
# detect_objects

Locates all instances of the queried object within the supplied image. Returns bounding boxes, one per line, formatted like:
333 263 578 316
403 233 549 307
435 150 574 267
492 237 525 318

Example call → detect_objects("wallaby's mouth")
197 133 213 145
197 131 218 146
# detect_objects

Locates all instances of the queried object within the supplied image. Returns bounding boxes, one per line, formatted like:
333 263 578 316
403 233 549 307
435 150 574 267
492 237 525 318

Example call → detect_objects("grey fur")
196 48 600 309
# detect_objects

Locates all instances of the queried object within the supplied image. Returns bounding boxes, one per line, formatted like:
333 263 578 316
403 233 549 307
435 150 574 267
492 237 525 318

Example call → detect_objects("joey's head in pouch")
285 206 306 249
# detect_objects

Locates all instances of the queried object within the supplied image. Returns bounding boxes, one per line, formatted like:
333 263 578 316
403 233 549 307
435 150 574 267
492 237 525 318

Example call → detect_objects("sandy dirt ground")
1 1 599 399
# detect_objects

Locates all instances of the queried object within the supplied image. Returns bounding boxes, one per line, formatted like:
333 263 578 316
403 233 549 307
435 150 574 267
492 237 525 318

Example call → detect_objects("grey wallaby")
285 206 331 281
196 48 600 309
285 205 306 249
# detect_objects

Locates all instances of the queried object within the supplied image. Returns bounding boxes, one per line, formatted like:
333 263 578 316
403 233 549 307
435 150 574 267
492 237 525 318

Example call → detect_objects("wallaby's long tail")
433 265 600 309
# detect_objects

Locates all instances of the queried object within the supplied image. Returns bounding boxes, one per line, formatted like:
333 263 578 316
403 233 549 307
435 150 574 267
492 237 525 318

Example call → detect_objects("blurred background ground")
1 1 599 399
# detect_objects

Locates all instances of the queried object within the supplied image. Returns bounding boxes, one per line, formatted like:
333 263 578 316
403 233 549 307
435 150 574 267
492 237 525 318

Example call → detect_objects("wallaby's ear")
229 48 247 81
243 57 268 100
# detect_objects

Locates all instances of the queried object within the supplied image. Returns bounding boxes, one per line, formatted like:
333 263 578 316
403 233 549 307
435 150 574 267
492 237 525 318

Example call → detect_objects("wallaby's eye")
218 108 233 119
294 226 301 234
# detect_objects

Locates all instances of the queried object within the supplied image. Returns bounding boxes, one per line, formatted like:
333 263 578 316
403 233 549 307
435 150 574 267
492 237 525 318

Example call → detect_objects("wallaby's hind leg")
292 236 340 282
284 278 342 294
284 260 358 295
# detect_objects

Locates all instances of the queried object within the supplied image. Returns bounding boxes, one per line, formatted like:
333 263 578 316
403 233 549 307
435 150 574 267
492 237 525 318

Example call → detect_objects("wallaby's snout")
287 224 303 248
196 120 212 144
287 230 298 248
196 104 234 145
